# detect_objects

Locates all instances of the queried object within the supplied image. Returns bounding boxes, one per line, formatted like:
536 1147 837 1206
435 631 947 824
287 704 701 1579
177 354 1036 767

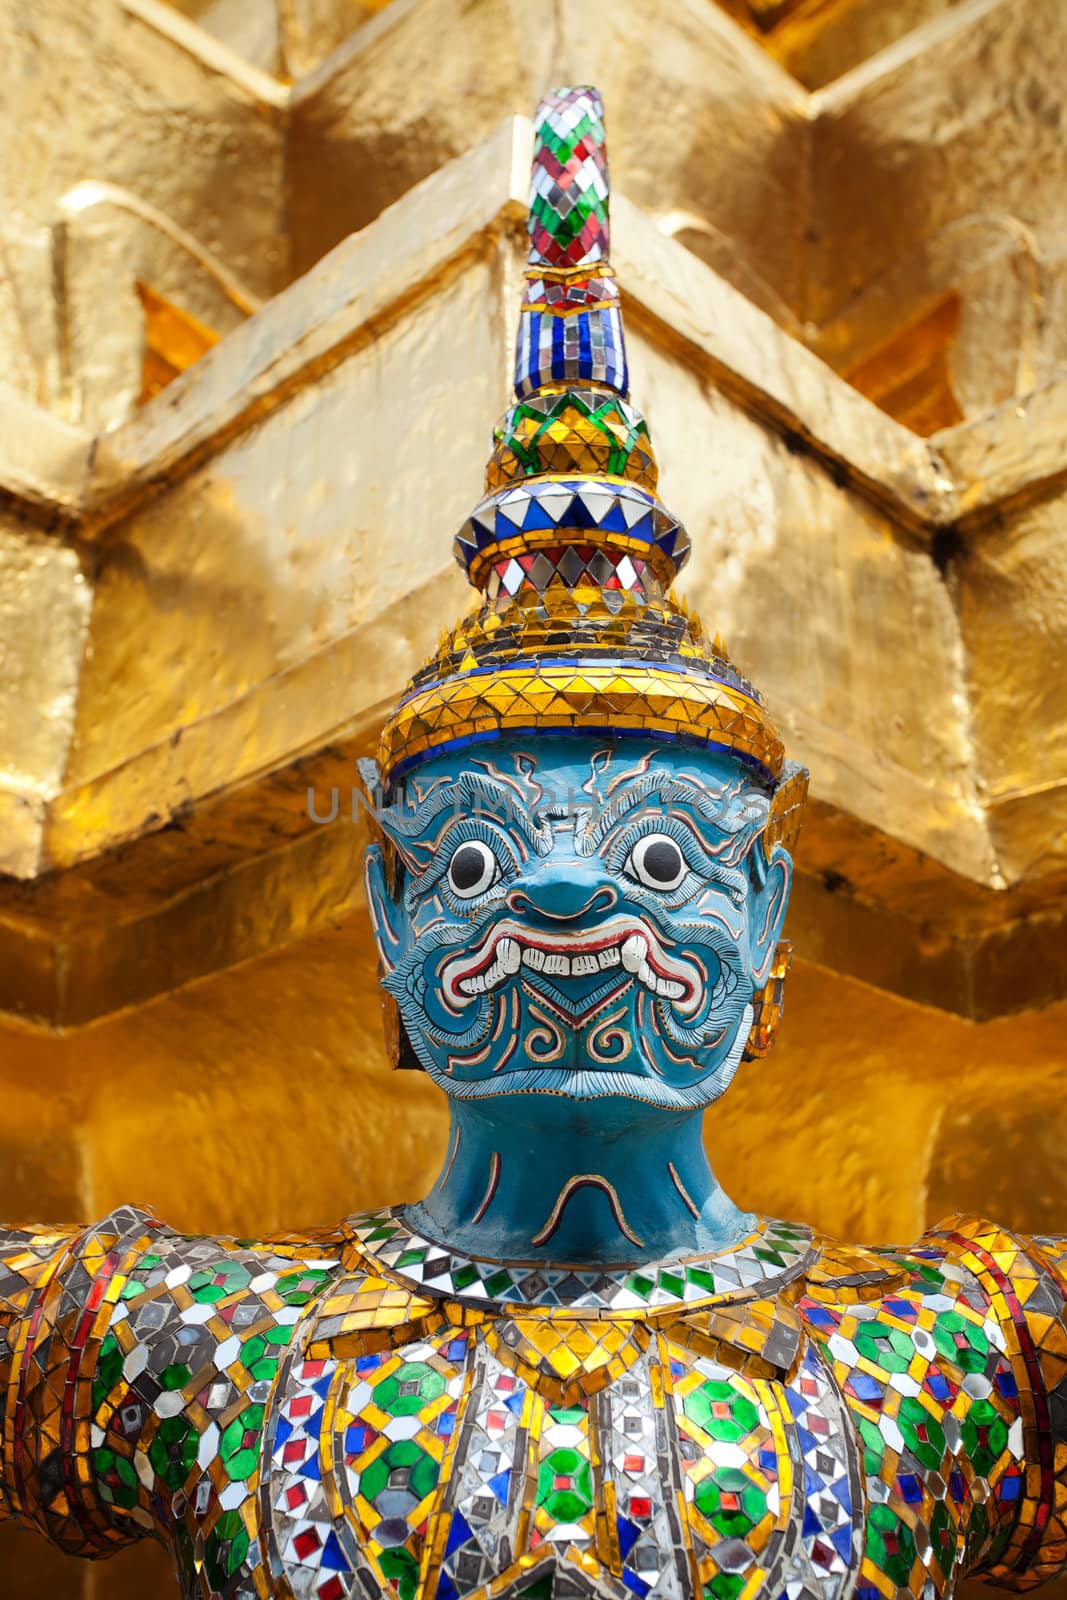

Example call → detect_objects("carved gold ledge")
7 0 1062 431
2 117 1067 1025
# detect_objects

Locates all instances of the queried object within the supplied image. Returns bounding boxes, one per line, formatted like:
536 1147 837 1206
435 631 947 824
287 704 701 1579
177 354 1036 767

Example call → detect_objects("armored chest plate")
261 1320 862 1600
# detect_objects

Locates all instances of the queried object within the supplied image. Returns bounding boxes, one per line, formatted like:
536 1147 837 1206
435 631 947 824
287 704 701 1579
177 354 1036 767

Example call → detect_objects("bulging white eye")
447 840 500 899
626 834 687 892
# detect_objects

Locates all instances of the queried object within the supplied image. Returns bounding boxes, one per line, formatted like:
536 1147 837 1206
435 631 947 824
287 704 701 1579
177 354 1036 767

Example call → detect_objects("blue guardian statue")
1 86 1066 1600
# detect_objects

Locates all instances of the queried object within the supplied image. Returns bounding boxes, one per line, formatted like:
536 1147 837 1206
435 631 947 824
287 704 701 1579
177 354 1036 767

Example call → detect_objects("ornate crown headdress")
376 86 806 860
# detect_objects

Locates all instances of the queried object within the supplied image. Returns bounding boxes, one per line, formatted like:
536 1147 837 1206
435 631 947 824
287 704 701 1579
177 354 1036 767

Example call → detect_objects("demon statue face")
364 736 792 1111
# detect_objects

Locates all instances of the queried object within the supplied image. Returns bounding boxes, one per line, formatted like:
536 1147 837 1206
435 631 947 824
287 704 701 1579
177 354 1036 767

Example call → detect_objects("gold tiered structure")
2 2 1067 1595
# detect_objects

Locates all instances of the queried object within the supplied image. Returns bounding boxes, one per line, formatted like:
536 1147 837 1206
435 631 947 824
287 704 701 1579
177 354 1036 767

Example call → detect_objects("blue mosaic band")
513 85 628 399
514 303 628 398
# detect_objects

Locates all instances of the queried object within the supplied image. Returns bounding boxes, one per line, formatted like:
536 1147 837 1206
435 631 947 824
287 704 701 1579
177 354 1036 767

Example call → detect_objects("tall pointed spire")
514 87 626 398
454 86 686 597
375 88 790 799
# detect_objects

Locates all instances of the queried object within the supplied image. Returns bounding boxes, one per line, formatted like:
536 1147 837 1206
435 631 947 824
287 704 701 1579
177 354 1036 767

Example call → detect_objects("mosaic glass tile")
345 1209 816 1315
1 80 1065 1600
1 1209 1067 1596
375 79 787 794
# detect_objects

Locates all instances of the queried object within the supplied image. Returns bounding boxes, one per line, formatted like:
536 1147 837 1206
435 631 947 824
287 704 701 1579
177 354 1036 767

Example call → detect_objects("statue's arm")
0 1207 154 1556
926 1217 1067 1590
0 1203 347 1566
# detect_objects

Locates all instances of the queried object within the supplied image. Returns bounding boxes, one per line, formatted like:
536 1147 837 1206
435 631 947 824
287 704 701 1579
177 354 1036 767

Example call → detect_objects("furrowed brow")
579 776 671 850
377 771 552 870
578 773 768 864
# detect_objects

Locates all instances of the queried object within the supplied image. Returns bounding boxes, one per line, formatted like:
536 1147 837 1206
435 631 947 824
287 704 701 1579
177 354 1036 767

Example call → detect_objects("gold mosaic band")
378 659 785 789
523 264 618 281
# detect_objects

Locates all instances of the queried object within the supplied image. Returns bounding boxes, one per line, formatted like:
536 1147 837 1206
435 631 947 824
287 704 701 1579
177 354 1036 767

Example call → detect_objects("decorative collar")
344 1206 816 1318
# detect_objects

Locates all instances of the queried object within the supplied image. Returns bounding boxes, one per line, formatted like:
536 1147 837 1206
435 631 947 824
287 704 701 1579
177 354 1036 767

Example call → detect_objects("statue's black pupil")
451 844 488 890
644 840 682 882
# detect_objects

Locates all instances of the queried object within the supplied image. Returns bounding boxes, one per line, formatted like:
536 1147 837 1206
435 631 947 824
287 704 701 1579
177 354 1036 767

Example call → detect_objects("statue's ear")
364 841 405 974
359 758 406 973
748 842 792 986
365 849 424 1072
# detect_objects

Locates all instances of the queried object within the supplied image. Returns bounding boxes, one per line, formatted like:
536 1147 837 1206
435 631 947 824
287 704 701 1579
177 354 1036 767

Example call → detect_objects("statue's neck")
404 1095 753 1267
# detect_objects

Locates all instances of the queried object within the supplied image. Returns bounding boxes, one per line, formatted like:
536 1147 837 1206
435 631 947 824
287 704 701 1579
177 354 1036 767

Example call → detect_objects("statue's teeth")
451 929 697 1007
499 937 522 974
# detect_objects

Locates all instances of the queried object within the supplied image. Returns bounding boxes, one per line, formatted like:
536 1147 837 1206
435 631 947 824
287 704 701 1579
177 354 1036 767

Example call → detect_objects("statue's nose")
506 872 618 922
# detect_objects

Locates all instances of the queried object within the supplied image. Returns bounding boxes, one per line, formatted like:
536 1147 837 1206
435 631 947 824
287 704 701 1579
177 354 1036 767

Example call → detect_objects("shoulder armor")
927 1214 1067 1588
301 1271 451 1359
1 1205 160 1555
666 1294 804 1380
1 1205 351 1560
803 1236 908 1302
